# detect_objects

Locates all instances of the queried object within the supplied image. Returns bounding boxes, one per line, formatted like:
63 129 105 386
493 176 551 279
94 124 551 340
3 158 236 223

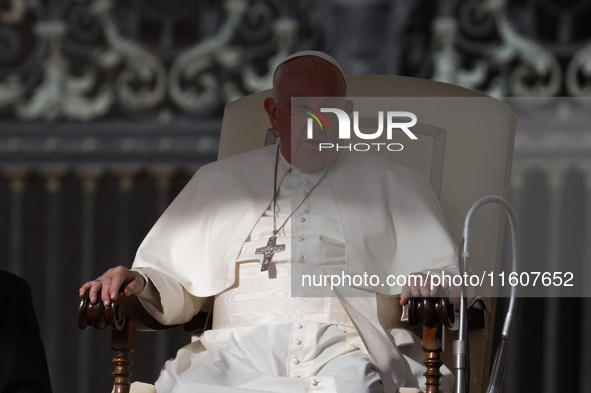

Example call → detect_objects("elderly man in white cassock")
80 51 459 393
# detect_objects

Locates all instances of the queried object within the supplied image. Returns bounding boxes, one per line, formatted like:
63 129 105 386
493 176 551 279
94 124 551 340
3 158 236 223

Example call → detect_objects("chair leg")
408 297 455 393
422 325 443 393
111 319 136 393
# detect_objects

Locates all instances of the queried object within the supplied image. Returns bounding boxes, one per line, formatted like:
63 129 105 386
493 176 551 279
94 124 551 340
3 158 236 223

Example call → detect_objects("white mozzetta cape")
133 144 457 297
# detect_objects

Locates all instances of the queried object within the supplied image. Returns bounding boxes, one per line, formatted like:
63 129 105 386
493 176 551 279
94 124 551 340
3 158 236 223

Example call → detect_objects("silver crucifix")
256 236 286 271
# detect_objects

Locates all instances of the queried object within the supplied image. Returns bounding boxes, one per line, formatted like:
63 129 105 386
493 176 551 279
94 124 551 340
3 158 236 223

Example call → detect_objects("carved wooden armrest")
78 290 210 393
407 297 455 393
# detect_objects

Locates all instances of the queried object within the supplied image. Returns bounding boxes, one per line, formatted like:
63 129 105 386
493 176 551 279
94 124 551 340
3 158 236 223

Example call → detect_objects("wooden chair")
79 75 516 393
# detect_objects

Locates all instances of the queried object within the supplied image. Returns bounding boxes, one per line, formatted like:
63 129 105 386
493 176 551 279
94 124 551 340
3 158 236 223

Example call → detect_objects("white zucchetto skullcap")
273 50 346 88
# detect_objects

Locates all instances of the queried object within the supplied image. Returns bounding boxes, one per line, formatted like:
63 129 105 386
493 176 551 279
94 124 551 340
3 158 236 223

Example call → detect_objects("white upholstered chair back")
219 75 517 393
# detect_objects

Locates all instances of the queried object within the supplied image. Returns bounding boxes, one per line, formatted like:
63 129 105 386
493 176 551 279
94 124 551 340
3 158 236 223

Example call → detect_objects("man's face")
264 57 350 172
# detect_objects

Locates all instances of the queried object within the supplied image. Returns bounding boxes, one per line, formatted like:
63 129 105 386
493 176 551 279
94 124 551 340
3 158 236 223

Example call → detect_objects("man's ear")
344 99 354 115
264 97 278 131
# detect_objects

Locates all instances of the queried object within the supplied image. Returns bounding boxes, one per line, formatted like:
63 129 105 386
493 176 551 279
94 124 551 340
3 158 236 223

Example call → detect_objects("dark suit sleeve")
0 271 53 393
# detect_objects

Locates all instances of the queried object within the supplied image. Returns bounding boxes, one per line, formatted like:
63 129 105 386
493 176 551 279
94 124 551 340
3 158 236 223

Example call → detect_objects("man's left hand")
399 272 448 306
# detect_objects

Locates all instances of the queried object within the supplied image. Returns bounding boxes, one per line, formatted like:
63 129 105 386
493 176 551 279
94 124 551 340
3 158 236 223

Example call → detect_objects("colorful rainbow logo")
302 105 328 130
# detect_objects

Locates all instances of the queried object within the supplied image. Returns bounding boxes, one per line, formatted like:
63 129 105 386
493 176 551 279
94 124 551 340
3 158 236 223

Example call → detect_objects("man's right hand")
79 266 145 307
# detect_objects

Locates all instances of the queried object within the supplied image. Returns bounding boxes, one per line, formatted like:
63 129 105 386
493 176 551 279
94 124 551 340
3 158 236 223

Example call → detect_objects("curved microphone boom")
455 196 520 393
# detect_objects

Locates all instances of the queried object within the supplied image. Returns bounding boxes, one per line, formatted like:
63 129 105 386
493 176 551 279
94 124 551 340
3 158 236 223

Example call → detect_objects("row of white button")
290 323 304 377
289 323 322 388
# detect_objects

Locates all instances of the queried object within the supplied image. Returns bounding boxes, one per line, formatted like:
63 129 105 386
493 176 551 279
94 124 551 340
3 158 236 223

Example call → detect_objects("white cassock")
131 145 458 393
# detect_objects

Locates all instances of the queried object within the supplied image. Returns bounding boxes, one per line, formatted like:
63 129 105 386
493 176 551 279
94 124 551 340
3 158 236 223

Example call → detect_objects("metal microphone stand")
455 196 519 393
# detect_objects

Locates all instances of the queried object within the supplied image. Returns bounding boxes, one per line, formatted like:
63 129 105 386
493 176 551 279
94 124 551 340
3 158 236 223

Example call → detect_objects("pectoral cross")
256 235 285 271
